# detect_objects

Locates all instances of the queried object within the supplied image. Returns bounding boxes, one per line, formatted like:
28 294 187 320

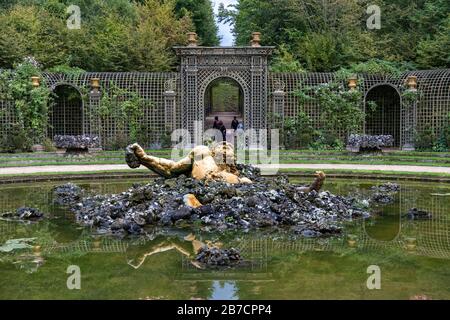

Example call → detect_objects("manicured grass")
1 149 450 168
2 159 450 168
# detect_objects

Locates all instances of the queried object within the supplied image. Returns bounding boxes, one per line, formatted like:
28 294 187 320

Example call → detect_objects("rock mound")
63 166 369 236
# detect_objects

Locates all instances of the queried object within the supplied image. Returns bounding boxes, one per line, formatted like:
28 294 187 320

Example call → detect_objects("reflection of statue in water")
127 234 221 270
126 142 252 184
126 142 326 206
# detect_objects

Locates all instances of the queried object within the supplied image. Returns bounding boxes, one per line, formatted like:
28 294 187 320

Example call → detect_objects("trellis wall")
42 72 179 148
268 70 450 149
0 99 17 139
268 72 335 132
405 70 450 142
0 65 449 150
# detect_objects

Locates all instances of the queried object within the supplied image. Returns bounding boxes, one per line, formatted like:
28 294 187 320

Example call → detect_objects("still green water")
0 177 449 300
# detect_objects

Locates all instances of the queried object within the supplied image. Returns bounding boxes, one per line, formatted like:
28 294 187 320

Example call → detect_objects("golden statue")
126 142 252 184
126 142 326 207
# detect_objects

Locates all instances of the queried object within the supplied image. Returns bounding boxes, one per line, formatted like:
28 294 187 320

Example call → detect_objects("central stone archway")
175 39 274 144
201 74 247 130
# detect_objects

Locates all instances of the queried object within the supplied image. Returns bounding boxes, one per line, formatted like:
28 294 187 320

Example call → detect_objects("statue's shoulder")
192 145 211 156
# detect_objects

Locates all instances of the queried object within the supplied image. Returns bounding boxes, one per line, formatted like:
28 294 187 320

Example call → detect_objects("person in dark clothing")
217 120 226 141
231 116 239 131
212 116 220 130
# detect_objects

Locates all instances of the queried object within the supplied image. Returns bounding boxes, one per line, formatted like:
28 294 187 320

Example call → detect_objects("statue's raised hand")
125 144 141 169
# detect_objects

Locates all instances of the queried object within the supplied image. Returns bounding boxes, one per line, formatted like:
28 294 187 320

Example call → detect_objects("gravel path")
1 163 450 175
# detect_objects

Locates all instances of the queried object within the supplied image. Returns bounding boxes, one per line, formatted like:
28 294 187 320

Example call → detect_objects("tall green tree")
0 0 195 71
130 0 193 71
175 0 219 46
219 0 450 70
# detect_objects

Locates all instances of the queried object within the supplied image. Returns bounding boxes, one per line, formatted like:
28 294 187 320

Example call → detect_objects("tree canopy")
219 0 450 71
0 0 219 71
0 0 448 72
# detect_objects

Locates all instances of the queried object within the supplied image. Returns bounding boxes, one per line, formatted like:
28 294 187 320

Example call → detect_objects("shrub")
295 76 366 149
103 133 129 151
415 126 435 151
433 114 450 152
160 131 172 148
282 111 316 149
0 123 32 152
0 57 52 148
42 138 57 152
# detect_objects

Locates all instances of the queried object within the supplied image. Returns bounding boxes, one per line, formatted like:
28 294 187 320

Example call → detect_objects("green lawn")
1 149 450 168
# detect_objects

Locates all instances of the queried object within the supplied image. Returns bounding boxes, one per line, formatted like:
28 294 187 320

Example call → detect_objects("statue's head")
210 141 236 166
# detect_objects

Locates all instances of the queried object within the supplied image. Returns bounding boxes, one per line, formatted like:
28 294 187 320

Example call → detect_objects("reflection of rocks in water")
371 193 395 204
1 207 45 221
53 183 83 206
370 182 400 205
195 247 241 267
57 166 370 236
405 208 432 220
371 182 400 193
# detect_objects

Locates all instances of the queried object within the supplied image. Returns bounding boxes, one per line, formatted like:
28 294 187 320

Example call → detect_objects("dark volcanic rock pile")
406 208 432 220
370 182 400 204
195 247 242 266
54 135 100 150
61 166 370 236
347 134 394 151
53 183 84 206
1 207 44 220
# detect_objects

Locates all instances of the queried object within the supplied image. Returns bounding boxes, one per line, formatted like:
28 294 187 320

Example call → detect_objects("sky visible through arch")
213 0 237 46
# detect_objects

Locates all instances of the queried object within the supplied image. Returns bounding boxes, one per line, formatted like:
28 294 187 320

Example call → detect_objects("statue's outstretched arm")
297 171 326 193
126 143 193 178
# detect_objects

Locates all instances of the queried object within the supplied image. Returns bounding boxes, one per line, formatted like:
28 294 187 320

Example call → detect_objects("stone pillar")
402 98 417 151
88 88 102 147
272 80 286 128
402 76 418 151
164 90 176 132
183 56 199 146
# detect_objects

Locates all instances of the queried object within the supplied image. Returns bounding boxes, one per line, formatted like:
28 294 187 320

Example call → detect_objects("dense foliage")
0 0 219 71
219 0 450 71
0 57 51 152
415 113 450 152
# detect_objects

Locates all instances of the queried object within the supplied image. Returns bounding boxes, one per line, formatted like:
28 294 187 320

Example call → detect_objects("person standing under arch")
231 116 239 131
212 116 220 130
